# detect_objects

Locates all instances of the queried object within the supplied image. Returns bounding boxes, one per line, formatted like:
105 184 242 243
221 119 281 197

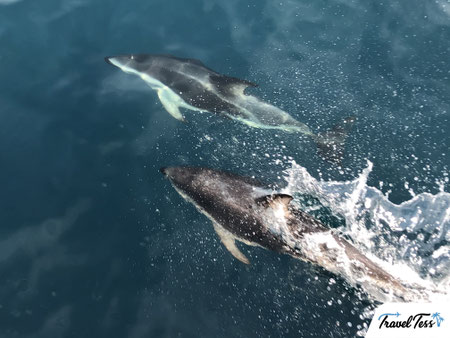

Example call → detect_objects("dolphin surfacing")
105 54 355 163
161 166 416 302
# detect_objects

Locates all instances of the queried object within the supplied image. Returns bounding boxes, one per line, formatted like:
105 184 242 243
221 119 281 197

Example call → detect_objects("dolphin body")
161 166 415 302
105 54 355 163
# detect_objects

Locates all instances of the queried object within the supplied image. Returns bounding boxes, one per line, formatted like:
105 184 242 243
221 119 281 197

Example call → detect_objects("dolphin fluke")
314 116 356 164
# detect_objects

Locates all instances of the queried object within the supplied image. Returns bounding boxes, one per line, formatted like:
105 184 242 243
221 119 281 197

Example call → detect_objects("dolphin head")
104 54 155 73
160 166 269 215
161 167 224 203
160 167 202 191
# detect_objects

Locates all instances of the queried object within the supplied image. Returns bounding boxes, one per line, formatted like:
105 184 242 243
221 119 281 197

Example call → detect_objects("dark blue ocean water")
1 0 449 337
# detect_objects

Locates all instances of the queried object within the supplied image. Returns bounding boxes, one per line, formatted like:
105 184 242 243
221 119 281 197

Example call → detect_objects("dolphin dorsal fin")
209 75 258 96
255 194 293 211
256 194 293 219
213 223 250 264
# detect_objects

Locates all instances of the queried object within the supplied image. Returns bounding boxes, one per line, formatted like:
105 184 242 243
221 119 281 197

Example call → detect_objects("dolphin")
160 166 416 302
105 54 355 163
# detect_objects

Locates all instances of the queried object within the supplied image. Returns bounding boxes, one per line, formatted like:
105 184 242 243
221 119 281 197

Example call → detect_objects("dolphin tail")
314 116 356 164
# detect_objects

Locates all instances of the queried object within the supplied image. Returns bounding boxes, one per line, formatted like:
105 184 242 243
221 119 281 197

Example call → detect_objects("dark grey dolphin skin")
161 166 413 302
105 54 355 163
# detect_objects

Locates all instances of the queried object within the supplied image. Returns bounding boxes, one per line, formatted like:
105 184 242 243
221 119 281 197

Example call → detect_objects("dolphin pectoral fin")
221 237 251 265
157 89 186 122
213 223 250 264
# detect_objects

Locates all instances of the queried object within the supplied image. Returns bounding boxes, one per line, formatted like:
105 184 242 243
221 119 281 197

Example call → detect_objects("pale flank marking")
175 69 313 135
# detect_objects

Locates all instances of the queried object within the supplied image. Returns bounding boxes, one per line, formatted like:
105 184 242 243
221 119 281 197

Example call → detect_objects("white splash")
282 160 450 302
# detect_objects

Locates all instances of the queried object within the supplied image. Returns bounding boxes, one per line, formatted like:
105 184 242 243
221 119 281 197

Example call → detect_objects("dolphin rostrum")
161 166 417 302
105 54 355 163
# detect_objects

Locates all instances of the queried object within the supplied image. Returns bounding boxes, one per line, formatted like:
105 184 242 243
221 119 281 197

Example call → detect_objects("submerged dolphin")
161 166 415 302
105 54 355 163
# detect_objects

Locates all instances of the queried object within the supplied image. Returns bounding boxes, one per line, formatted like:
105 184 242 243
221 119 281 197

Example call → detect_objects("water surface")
0 0 449 337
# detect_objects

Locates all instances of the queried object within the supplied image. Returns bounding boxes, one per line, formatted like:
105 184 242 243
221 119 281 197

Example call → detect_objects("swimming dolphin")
160 166 415 302
105 54 355 163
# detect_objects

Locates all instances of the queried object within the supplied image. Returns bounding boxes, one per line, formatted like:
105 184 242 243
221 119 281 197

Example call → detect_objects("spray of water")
282 160 450 302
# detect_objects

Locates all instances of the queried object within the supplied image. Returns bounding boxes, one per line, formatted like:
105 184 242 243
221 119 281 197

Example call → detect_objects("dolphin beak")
104 56 114 65
160 167 168 176
160 167 179 183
